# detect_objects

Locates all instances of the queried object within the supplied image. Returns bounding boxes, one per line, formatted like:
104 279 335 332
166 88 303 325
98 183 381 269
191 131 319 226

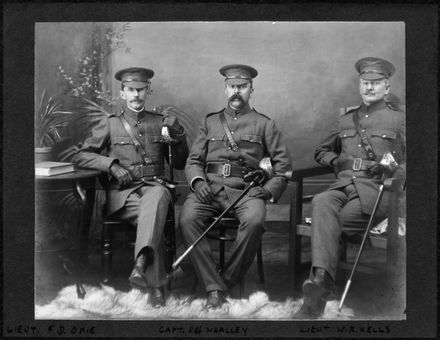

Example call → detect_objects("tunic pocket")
241 134 263 144
111 136 137 163
112 136 135 146
208 135 225 142
371 129 397 140
339 129 357 139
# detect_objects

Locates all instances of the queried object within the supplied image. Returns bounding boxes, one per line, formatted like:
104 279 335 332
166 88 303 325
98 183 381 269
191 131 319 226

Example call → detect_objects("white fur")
35 284 354 320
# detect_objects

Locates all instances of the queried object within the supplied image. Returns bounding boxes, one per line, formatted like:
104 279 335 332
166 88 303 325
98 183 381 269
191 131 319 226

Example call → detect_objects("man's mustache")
229 94 243 102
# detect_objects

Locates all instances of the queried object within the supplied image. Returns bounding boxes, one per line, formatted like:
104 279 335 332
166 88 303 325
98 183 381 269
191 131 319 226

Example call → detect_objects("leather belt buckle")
352 158 362 171
132 166 141 178
222 163 231 177
141 165 149 177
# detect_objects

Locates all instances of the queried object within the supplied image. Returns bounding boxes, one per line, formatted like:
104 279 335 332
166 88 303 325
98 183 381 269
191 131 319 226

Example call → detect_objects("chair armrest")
383 177 405 193
290 166 333 181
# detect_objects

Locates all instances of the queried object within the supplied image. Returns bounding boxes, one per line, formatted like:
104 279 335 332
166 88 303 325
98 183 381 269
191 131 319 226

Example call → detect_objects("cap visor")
123 81 148 89
360 73 386 81
225 78 251 85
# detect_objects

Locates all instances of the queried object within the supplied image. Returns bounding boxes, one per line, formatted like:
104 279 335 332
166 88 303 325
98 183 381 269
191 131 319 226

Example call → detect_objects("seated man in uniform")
294 57 406 318
73 67 189 307
179 64 292 309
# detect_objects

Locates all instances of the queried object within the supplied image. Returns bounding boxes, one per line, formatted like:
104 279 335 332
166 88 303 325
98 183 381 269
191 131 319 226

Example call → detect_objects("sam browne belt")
337 158 377 172
206 163 251 178
128 164 164 179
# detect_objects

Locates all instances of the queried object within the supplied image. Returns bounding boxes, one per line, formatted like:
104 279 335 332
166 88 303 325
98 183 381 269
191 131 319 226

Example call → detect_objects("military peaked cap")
115 67 154 89
355 57 395 80
219 64 258 85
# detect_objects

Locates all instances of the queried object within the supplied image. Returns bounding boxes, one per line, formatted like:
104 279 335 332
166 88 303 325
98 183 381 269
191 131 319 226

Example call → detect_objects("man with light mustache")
294 57 406 319
179 64 292 309
73 67 189 307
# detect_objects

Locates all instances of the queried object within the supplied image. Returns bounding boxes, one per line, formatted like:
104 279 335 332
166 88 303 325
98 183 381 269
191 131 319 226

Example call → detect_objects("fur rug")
35 284 354 320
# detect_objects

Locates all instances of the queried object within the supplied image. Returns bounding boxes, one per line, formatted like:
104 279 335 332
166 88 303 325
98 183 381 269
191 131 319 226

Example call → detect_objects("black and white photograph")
3 2 438 339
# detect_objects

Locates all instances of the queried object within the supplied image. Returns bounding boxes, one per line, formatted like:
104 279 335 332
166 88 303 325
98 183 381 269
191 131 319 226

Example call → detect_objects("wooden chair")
289 166 405 294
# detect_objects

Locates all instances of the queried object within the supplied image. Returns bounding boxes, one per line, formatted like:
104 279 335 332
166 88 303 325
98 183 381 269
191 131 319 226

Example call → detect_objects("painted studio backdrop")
35 21 405 168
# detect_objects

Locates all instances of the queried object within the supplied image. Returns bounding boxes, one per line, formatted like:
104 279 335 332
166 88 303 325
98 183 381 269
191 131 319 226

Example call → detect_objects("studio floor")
35 228 406 320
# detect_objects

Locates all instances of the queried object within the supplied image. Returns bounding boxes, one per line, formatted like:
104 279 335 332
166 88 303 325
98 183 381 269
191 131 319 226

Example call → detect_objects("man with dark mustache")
294 57 406 318
73 67 189 307
179 64 292 309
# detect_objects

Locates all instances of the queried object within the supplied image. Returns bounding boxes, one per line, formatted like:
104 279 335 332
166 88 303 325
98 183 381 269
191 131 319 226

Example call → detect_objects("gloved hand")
194 179 214 204
331 157 340 172
247 186 272 200
163 114 184 135
368 163 395 177
110 163 132 188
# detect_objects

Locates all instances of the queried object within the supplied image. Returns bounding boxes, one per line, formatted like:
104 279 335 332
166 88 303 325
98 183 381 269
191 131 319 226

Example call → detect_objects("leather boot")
293 267 335 319
129 254 148 288
149 287 166 308
204 290 228 310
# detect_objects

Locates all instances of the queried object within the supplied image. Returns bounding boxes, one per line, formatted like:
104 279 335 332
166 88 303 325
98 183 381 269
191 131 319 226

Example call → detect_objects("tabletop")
35 168 101 181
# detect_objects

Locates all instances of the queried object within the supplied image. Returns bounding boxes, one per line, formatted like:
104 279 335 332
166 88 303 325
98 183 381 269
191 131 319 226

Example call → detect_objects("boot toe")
128 266 148 288
301 279 328 317
205 290 227 310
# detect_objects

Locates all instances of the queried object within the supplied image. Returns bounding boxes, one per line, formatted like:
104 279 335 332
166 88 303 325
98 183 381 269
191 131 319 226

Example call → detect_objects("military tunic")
311 99 405 279
179 103 292 292
73 102 189 287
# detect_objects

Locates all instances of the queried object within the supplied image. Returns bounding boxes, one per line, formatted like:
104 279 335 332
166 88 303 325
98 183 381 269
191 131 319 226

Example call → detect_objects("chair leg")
239 279 244 299
257 241 265 284
219 226 226 272
191 274 199 294
102 223 112 283
292 235 303 297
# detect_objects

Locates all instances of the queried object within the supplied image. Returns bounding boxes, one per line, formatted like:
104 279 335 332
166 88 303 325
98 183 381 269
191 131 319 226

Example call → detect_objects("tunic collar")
122 102 146 121
359 99 387 114
224 102 252 117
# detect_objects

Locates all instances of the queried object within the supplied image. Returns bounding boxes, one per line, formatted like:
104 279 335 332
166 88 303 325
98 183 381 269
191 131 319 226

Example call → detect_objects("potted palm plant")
35 89 73 163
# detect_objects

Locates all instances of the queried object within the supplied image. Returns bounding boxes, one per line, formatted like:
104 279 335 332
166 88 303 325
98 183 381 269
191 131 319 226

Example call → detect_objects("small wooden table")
36 169 101 298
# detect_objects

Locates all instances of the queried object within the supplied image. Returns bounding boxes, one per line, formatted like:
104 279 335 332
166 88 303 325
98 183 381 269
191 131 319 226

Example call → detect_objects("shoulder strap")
119 115 153 165
219 111 239 152
352 110 376 160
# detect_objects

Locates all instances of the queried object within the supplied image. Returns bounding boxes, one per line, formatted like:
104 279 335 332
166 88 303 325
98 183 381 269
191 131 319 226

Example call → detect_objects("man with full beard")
73 67 189 307
179 64 292 309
